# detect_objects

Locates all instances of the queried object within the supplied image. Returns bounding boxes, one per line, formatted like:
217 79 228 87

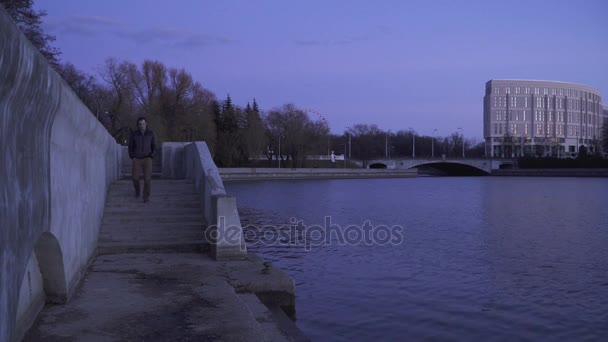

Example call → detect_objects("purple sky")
39 0 608 139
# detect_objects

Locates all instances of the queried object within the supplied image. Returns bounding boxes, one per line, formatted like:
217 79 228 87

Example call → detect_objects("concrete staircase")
98 179 209 254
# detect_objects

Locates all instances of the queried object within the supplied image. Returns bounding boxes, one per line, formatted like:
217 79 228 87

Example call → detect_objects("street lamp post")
349 133 352 158
385 130 391 159
345 126 352 159
432 128 437 158
458 127 465 158
408 127 415 159
344 142 347 168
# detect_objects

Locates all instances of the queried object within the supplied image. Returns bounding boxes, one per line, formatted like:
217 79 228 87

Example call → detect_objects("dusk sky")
39 0 608 139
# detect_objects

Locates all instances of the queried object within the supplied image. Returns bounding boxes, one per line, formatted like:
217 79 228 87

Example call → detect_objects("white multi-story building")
484 80 603 158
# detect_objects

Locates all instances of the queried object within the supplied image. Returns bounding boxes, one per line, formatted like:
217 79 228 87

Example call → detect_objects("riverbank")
491 168 608 177
219 168 418 181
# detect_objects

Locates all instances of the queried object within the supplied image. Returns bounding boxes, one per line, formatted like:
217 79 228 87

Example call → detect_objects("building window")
494 97 498 107
506 87 511 94
494 87 500 94
516 87 520 94
523 110 526 121
560 89 563 96
525 97 528 108
552 88 556 96
544 88 548 95
525 124 529 135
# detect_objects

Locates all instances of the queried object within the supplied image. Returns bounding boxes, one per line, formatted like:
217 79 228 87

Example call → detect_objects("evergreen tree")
211 100 222 130
223 94 233 112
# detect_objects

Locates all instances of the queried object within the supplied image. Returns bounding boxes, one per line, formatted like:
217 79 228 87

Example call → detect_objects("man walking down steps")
129 117 156 203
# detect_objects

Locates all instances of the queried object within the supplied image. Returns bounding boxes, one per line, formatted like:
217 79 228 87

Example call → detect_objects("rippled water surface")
225 177 608 341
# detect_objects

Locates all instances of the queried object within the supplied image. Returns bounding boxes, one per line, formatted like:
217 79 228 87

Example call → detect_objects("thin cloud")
295 40 323 46
293 27 391 47
45 16 235 49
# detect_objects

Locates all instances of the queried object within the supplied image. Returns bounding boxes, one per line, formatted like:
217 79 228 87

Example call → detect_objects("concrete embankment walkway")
25 180 304 341
220 167 417 181
491 168 608 177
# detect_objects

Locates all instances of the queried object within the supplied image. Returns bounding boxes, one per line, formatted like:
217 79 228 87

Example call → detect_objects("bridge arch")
369 163 388 169
409 161 489 176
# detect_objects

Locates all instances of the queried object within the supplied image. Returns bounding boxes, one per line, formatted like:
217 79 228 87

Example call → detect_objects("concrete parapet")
209 195 247 261
183 142 247 260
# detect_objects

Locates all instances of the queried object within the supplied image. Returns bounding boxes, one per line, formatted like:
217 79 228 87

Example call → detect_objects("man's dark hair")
136 117 146 124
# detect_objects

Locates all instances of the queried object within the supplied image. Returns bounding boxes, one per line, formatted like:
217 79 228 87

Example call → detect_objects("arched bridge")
367 158 515 175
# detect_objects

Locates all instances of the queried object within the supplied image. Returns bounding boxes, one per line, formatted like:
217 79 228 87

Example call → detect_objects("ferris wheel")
302 108 329 127
302 108 333 156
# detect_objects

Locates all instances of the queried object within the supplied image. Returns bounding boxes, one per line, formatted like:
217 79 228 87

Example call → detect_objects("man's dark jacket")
129 129 156 159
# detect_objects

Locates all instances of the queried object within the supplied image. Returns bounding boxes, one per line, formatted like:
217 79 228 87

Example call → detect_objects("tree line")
6 0 602 168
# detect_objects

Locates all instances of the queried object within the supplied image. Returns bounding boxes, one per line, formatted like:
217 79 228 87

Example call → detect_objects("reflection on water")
226 177 608 341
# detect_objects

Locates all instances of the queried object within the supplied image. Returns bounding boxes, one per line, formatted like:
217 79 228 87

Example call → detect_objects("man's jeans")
132 157 152 200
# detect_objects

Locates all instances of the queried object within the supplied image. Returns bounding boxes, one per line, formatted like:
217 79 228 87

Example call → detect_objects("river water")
225 177 608 341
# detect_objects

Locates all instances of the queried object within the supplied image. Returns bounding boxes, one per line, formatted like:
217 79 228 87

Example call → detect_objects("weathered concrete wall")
14 251 45 341
0 6 121 341
183 142 247 260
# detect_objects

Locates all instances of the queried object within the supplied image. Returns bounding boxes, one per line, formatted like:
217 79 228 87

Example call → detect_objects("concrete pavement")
23 180 303 341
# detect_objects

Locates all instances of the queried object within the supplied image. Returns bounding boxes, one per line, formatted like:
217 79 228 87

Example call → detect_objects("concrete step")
121 165 162 169
104 201 201 209
100 222 204 231
99 232 205 243
97 240 209 254
107 194 198 200
110 181 195 188
102 207 202 216
113 179 194 184
102 214 204 224
106 195 200 204
121 173 164 180
107 187 198 195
